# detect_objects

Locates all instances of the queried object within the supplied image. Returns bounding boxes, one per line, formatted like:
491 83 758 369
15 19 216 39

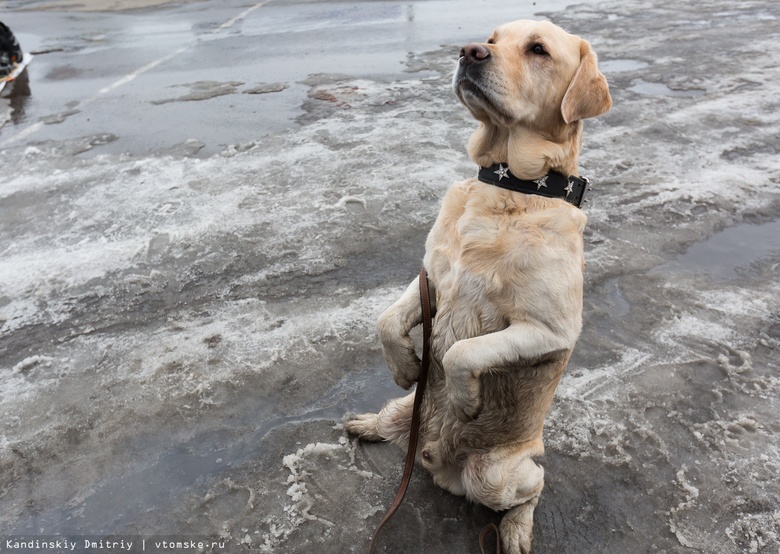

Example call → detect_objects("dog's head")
452 20 611 177
453 20 611 128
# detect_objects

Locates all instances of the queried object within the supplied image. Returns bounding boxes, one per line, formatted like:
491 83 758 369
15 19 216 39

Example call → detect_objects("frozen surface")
1 0 779 552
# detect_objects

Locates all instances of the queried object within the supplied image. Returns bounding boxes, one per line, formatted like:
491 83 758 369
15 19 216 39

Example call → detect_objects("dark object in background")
0 21 24 77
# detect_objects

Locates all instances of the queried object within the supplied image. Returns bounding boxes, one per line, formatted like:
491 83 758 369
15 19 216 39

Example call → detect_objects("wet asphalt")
2 0 575 157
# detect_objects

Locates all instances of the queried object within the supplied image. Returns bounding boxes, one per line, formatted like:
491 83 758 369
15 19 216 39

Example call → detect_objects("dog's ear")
560 40 612 124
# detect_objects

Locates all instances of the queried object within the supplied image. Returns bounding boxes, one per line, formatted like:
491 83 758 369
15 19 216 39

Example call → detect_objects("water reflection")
1 67 32 126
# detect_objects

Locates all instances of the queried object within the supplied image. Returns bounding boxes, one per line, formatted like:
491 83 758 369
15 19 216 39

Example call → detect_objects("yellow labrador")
347 20 611 553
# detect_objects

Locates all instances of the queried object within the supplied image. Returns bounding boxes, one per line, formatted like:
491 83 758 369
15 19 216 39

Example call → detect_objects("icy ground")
1 0 779 552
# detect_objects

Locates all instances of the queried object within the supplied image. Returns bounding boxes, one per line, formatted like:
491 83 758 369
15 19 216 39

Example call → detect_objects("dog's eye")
486 38 495 44
530 43 548 56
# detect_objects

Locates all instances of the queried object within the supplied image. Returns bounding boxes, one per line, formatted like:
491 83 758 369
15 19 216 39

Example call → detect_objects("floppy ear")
561 40 612 124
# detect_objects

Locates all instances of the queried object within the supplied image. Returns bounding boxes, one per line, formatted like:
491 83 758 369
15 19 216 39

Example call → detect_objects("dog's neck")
467 121 583 180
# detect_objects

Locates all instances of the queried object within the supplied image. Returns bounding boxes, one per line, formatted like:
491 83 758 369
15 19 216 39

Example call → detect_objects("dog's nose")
460 43 491 65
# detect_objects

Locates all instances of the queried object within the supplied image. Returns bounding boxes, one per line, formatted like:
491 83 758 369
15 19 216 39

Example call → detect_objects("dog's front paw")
380 335 420 390
386 352 420 390
447 384 481 422
443 342 481 422
444 372 481 422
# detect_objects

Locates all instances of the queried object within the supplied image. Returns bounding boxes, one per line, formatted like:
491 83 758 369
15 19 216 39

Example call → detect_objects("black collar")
477 163 590 208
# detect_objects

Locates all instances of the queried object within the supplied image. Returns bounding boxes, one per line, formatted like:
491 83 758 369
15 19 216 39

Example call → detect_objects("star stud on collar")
494 164 510 181
564 178 574 198
534 175 548 190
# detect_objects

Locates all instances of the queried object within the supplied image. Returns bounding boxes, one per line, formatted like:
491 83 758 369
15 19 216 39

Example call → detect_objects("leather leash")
368 265 433 553
480 523 502 554
367 266 502 554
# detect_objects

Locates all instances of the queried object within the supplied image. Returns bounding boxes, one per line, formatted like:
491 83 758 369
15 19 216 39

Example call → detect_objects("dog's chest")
425 180 585 351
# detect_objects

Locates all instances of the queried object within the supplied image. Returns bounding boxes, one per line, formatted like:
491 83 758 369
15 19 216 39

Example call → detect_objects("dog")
346 19 611 553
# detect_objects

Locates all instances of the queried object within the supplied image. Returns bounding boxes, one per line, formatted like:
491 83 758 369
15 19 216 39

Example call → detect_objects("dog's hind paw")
344 413 382 441
500 498 538 554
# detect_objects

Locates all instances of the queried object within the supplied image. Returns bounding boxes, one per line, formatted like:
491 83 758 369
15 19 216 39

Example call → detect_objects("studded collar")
477 163 590 208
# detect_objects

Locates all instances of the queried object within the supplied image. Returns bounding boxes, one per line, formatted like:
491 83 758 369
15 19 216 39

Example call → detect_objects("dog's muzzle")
454 42 490 87
460 43 491 65
453 46 513 124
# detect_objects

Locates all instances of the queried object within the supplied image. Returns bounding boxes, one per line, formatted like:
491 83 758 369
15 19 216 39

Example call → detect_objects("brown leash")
368 266 433 553
480 523 502 554
368 266 501 554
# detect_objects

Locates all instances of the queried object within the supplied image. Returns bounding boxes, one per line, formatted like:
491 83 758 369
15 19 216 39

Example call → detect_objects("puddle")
629 79 705 97
10 357 401 535
599 59 649 73
652 219 780 281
